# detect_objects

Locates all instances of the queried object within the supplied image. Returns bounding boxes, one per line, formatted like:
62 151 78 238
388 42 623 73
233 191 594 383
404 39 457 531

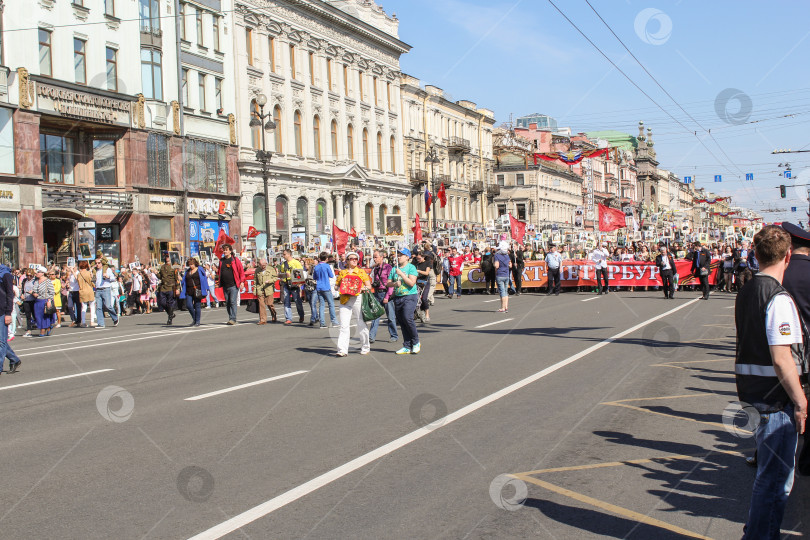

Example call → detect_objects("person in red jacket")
217 244 245 325
447 247 465 298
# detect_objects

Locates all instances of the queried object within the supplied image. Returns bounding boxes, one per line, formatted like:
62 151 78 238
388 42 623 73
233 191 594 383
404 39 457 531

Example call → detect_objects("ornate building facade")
233 0 411 247
399 74 495 232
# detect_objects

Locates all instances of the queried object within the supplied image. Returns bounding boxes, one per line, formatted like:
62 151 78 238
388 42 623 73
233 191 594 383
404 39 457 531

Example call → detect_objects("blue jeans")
95 288 118 327
393 294 418 349
306 289 318 322
448 274 462 296
0 316 21 372
369 289 398 341
743 404 798 540
185 296 202 325
316 290 338 327
283 284 304 322
496 275 510 298
223 286 239 322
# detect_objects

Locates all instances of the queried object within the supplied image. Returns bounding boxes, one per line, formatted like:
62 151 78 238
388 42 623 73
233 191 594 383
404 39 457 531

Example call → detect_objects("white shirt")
95 267 115 289
589 249 609 269
68 273 79 292
765 293 803 346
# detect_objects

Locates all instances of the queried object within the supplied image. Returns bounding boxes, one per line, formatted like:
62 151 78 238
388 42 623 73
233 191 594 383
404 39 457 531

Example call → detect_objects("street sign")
745 173 754 181
791 207 797 212
785 170 792 179
714 175 722 182
684 176 692 184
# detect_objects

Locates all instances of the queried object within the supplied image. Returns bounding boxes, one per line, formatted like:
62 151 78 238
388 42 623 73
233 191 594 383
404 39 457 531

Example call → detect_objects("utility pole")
175 0 190 259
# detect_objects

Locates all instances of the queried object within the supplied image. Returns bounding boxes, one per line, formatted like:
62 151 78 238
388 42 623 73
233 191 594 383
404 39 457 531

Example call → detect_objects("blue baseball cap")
397 247 412 257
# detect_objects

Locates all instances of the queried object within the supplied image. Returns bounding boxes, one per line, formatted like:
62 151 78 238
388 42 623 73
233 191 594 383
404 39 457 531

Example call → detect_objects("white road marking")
186 297 702 540
581 296 600 302
13 327 212 352
19 326 223 357
185 371 309 401
482 299 500 303
0 369 114 392
474 318 514 329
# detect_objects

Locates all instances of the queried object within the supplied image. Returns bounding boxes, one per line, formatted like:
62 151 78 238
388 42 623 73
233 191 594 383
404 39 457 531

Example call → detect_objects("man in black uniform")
735 225 807 539
782 222 810 475
655 243 676 299
691 240 712 300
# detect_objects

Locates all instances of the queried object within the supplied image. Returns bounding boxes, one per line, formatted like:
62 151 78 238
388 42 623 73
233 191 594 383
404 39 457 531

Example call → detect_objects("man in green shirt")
254 258 278 324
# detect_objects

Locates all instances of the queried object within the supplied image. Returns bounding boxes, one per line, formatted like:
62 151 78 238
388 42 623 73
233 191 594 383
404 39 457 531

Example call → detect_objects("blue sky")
385 0 810 224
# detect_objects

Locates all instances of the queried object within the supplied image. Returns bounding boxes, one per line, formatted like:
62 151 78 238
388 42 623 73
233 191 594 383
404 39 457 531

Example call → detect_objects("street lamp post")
249 93 276 253
425 147 441 235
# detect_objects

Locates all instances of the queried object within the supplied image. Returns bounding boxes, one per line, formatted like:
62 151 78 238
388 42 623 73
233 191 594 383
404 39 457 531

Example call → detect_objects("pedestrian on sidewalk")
0 262 21 374
387 248 420 354
218 244 244 325
493 242 512 313
335 251 371 357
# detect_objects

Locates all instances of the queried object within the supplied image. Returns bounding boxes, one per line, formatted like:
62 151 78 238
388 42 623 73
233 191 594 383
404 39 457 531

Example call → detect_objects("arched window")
389 135 396 173
315 198 327 234
252 195 266 231
273 105 282 153
330 120 338 159
347 124 354 160
312 115 321 159
250 100 261 150
365 202 374 234
293 110 302 156
362 128 369 168
296 197 308 233
275 196 289 242
376 131 383 171
392 205 401 214
378 204 387 235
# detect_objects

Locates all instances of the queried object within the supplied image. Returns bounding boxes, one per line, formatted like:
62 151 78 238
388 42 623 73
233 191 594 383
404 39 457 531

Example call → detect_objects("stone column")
334 191 345 229
351 195 361 231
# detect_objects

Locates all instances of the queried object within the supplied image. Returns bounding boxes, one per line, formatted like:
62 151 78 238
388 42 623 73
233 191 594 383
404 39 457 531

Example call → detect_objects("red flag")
213 228 235 259
246 226 260 239
332 221 349 256
598 204 627 232
508 214 527 244
350 227 358 238
412 214 423 243
437 183 447 208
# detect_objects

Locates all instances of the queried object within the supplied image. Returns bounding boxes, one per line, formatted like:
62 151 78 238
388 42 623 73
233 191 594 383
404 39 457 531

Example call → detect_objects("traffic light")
780 185 787 198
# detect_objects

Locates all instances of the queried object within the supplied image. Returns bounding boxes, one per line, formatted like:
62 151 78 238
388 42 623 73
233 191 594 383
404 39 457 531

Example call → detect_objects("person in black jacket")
0 264 21 375
480 247 496 294
512 244 525 295
690 241 712 300
655 244 677 299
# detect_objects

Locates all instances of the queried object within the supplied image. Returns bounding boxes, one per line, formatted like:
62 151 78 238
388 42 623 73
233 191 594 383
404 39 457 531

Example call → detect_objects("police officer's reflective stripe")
736 363 802 377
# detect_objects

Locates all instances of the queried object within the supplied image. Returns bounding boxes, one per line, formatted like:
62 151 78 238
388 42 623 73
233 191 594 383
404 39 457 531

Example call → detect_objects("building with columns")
399 74 495 233
0 0 240 266
232 0 411 249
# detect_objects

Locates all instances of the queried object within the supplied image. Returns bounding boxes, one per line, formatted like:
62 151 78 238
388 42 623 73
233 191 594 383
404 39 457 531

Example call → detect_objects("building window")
0 108 15 175
250 100 260 150
326 58 332 90
273 105 282 153
516 203 526 221
179 3 186 40
376 132 383 171
330 120 338 159
252 195 266 232
343 65 349 97
315 199 327 234
139 0 160 33
289 44 296 79
269 37 276 73
215 78 223 112
389 135 395 173
373 76 378 105
181 68 189 103
74 38 86 84
377 204 387 235
40 134 75 184
358 72 364 101
275 196 289 242
497 204 506 217
105 0 115 16
362 128 369 167
93 139 116 186
516 173 524 186
387 82 391 107
185 139 227 193
296 197 308 230
497 174 504 186
293 110 302 156
147 133 169 188
195 9 203 46
347 124 354 160
0 211 18 268
246 28 253 66
309 52 315 85
212 15 220 51
106 47 118 91
312 115 321 160
140 48 162 100
198 73 206 111
365 202 374 234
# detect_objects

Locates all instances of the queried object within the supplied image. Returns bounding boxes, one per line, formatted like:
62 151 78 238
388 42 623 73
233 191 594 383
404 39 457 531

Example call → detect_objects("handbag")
361 293 385 322
44 300 56 315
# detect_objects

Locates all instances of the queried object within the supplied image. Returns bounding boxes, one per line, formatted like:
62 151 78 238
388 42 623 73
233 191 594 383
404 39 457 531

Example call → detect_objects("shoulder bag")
361 292 385 322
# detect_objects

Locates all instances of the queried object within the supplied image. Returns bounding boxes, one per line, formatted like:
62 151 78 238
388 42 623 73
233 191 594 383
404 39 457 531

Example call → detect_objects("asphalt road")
1 289 807 539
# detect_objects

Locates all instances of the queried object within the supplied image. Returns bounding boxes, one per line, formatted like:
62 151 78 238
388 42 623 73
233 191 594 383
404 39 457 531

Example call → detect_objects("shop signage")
36 82 131 126
0 184 19 211
187 197 235 217
148 196 178 213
